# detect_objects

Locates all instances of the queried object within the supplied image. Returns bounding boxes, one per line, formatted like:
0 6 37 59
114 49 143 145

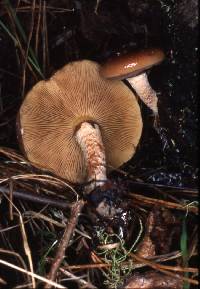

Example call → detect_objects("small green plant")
96 228 141 288
37 230 58 275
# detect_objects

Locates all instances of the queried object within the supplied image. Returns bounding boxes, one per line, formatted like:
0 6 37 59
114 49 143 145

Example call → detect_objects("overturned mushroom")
17 60 142 192
100 48 165 115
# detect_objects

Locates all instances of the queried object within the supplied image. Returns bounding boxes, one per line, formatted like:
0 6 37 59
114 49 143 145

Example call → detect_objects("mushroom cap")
99 48 165 80
17 60 142 184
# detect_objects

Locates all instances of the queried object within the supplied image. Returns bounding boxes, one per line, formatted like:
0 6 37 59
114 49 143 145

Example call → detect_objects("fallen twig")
0 259 65 288
59 267 97 288
130 253 198 285
0 185 71 209
44 200 85 289
129 192 198 214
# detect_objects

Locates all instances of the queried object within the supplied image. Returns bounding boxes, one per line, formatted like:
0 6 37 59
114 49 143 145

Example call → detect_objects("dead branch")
0 186 71 209
44 200 85 289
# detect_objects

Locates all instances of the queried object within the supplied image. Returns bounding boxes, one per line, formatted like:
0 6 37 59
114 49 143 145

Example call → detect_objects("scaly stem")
128 72 158 115
76 122 107 192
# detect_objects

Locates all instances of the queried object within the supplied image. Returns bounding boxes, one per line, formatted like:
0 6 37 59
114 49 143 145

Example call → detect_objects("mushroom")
99 48 165 116
17 60 142 192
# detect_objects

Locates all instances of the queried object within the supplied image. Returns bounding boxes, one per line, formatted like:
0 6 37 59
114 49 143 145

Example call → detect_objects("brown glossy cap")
100 48 165 80
17 60 142 184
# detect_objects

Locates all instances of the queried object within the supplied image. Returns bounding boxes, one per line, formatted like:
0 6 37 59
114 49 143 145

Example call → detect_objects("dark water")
0 0 198 188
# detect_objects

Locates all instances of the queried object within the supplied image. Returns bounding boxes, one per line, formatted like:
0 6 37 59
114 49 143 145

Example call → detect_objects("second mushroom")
99 48 165 116
17 60 143 192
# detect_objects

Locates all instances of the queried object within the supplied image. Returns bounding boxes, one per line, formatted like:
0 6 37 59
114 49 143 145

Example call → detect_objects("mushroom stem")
76 122 107 192
128 73 158 115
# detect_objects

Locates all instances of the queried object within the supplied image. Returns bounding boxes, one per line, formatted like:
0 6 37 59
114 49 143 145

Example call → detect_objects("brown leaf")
122 271 183 289
136 206 181 257
136 210 156 258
